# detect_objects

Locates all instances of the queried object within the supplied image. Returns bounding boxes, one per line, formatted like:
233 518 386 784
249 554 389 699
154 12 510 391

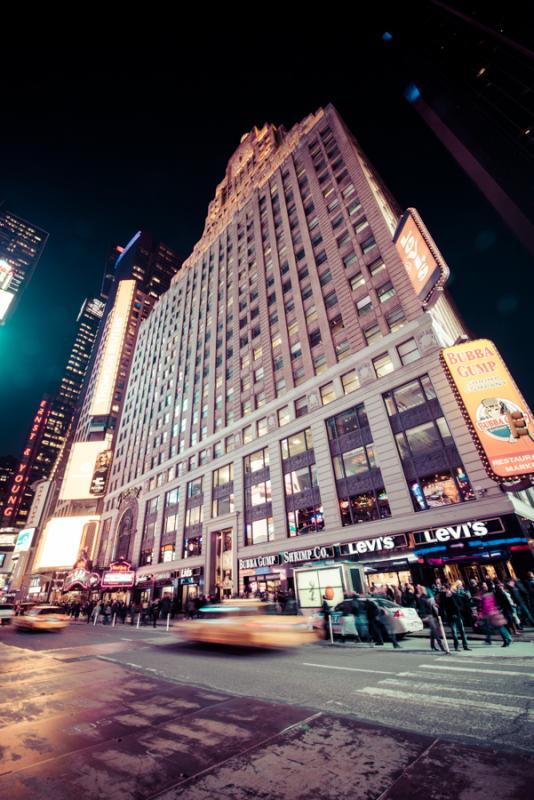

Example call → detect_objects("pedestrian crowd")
322 571 534 651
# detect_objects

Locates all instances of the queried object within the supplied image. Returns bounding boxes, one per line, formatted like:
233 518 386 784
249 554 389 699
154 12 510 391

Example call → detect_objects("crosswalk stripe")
302 662 395 675
355 686 534 717
377 678 534 702
418 664 534 678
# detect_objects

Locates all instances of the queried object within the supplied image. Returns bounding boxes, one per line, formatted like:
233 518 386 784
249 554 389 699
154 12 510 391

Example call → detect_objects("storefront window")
288 506 324 536
339 488 391 525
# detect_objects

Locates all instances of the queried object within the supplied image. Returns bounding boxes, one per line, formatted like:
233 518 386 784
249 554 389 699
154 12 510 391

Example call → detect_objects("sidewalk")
316 635 534 657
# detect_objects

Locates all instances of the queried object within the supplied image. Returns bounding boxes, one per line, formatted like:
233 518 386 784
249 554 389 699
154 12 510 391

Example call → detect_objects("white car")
311 596 423 639
0 603 15 625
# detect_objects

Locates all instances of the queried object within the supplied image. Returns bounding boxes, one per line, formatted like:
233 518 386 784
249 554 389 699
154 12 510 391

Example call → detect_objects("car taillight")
393 610 404 618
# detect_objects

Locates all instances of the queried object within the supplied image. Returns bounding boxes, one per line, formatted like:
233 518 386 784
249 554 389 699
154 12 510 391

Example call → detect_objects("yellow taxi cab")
12 605 69 632
174 599 319 649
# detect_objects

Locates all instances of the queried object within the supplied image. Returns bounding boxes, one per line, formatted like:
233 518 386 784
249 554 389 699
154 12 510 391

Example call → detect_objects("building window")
295 396 309 418
377 281 396 303
386 307 406 332
326 402 390 525
244 447 269 474
373 353 394 378
281 428 314 460
356 295 373 316
243 423 255 444
245 517 274 545
183 535 202 558
320 382 336 405
364 322 382 345
341 371 359 394
397 338 421 365
257 417 268 437
278 406 291 426
350 273 365 291
384 375 475 512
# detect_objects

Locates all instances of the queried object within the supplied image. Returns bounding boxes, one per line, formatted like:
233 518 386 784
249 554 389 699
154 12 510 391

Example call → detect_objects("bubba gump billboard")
441 339 534 480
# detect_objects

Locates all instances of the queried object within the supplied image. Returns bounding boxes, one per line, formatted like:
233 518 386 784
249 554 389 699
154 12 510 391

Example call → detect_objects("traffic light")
506 410 529 438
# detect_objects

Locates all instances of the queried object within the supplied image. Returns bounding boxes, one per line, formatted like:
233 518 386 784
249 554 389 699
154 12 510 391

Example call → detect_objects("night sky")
1 13 532 457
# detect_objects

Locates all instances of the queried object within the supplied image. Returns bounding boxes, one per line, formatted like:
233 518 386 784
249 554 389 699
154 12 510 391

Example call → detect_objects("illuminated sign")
89 279 136 415
14 528 35 552
101 561 135 588
63 569 100 591
393 208 449 305
27 480 51 527
89 449 112 496
0 259 14 290
60 442 111 500
0 289 14 321
0 532 17 547
34 515 100 570
442 339 534 480
2 400 51 524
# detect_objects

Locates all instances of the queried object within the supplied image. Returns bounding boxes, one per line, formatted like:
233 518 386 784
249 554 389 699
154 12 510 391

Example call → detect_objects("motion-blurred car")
174 599 319 648
311 596 423 640
0 603 15 625
12 605 69 632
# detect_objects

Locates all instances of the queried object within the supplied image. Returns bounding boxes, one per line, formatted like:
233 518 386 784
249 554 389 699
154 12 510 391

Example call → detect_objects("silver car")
312 596 423 639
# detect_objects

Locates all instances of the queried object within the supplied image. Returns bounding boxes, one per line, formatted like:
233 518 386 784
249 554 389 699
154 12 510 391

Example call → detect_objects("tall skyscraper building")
0 207 48 324
33 105 534 608
24 233 183 598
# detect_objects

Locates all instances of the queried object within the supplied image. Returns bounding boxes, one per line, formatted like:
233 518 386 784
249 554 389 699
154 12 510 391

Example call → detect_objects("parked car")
311 596 423 640
174 599 319 649
0 603 15 625
12 605 69 632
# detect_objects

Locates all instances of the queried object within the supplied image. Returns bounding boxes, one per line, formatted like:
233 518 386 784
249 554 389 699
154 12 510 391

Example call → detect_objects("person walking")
376 604 401 648
420 594 446 652
365 597 384 645
495 582 520 635
151 598 160 628
321 594 332 641
506 580 534 627
439 585 471 651
480 583 513 646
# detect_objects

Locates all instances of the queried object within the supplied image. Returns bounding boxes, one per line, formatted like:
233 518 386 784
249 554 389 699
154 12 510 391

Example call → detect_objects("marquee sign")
63 569 101 591
101 560 135 588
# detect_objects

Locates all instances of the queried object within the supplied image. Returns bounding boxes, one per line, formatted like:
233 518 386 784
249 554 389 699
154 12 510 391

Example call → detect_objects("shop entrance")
211 528 233 599
243 573 281 599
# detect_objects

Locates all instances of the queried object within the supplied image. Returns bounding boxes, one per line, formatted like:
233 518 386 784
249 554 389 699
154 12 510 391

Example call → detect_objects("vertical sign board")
393 208 449 305
1 400 51 525
441 339 534 480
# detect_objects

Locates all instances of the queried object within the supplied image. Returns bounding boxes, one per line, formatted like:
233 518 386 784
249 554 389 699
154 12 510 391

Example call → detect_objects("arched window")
116 509 134 561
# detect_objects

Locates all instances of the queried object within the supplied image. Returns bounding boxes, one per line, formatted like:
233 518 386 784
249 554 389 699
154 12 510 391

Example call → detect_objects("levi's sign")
414 520 489 546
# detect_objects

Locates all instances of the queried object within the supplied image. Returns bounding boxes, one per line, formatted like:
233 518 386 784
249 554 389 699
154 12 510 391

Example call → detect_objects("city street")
1 622 533 799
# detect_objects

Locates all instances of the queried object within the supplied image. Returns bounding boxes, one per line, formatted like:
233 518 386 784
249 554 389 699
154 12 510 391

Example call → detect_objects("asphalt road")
2 621 533 754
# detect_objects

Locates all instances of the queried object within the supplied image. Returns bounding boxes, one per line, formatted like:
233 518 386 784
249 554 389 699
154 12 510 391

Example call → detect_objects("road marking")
302 662 395 675
418 664 534 678
355 686 533 718
378 678 534 702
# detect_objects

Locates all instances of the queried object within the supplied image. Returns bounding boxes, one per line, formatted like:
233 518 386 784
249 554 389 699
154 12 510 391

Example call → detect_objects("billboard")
90 279 135 416
393 208 449 305
441 339 534 480
14 528 35 553
89 450 112 496
60 442 110 500
34 515 100 570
